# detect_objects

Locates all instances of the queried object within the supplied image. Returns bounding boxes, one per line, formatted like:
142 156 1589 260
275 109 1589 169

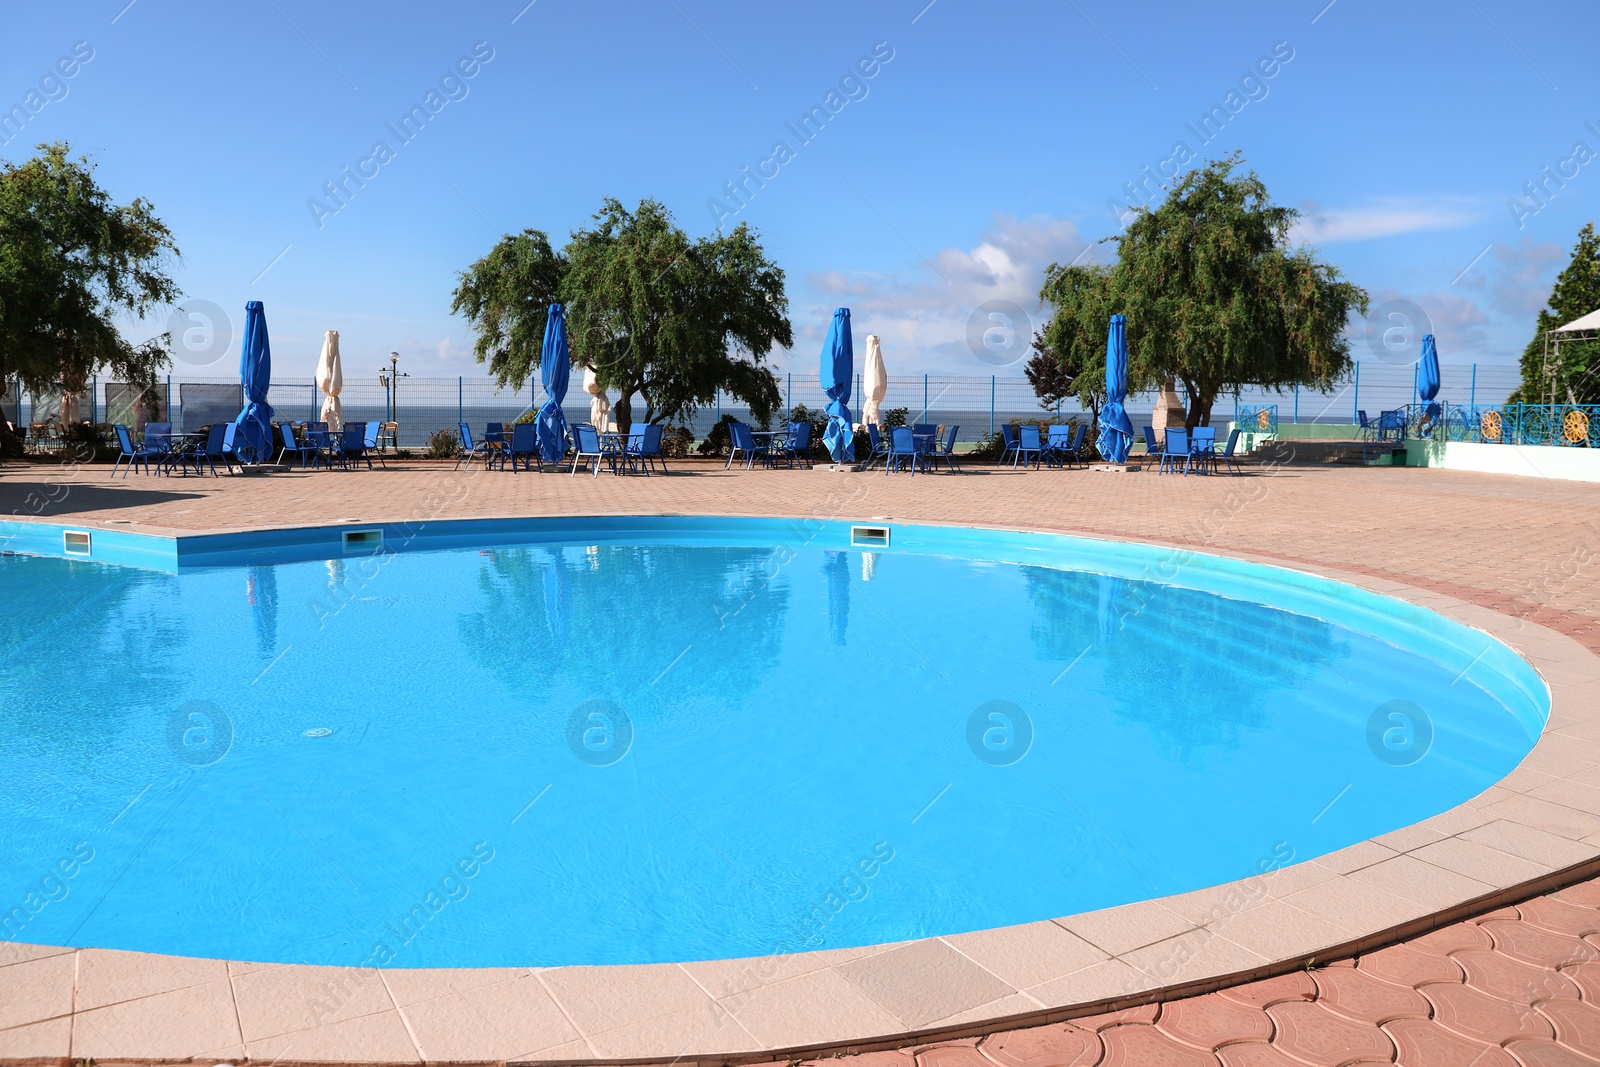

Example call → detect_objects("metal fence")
1399 402 1600 448
8 361 1522 449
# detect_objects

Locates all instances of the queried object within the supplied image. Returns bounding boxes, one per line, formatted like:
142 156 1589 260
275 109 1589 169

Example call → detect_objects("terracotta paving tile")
1484 920 1597 970
1410 922 1495 955
1217 970 1317 1010
916 1042 993 1067
1097 1023 1222 1066
1520 897 1600 939
1356 943 1466 990
1385 1017 1518 1067
1420 981 1555 1045
977 1023 1101 1067
1312 966 1433 1025
1506 1038 1600 1067
1535 998 1600 1057
1553 883 1600 909
1561 961 1600 1004
1265 1000 1397 1065
814 1052 916 1067
1455 949 1583 1004
1156 995 1274 1050
1073 1003 1160 1030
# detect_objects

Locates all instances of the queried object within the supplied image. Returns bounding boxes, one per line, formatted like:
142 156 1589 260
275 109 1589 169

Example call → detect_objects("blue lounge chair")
1217 428 1244 475
726 422 768 469
998 424 1018 466
570 424 607 477
111 424 159 477
1158 428 1190 474
1013 425 1043 468
884 426 926 475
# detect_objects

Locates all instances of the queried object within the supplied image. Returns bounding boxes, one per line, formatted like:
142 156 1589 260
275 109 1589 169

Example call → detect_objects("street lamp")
388 352 407 447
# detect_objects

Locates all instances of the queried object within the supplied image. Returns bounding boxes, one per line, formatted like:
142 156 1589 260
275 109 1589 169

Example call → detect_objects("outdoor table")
751 430 790 467
597 431 642 474
157 432 207 475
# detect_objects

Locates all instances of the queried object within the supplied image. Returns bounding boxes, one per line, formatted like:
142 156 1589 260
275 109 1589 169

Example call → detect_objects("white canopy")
1554 308 1600 334
316 330 344 430
582 366 611 430
860 334 888 428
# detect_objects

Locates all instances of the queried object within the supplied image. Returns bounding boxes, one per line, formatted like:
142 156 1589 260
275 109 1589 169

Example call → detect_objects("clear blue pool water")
0 520 1547 967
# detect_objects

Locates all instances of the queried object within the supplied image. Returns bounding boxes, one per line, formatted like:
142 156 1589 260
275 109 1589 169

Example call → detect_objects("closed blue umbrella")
1418 334 1441 402
233 300 274 463
1096 313 1134 464
538 304 571 464
820 307 854 462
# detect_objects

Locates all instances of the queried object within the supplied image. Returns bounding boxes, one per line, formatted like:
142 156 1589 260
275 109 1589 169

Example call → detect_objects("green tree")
1510 222 1600 405
0 143 180 443
452 198 791 434
1039 156 1367 430
1029 265 1117 432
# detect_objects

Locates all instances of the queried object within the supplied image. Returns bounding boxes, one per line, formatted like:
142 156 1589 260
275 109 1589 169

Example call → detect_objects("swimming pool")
0 517 1548 968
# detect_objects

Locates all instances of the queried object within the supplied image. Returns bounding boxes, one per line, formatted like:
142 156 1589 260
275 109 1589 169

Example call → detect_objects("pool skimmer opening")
851 525 890 548
342 529 383 553
63 530 92 556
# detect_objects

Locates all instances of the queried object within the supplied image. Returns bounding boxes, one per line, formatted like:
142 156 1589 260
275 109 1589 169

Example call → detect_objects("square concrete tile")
721 967 904 1049
1206 898 1356 963
0 942 73 969
1412 835 1556 887
1530 778 1600 819
76 947 231 1011
586 998 762 1058
924 991 1045 1028
71 979 241 1059
400 973 579 1060
836 939 1015 1029
0 951 74 1031
0 1016 71 1057
231 962 395 1041
1345 853 1496 911
1281 876 1426 935
679 944 879 1000
381 965 530 1008
1022 957 1159 1007
1370 822 1450 854
943 920 1109 990
540 962 710 1034
1460 820 1596 869
1119 927 1269 987
1312 839 1401 875
246 1009 420 1062
1053 899 1196 956
1481 793 1600 841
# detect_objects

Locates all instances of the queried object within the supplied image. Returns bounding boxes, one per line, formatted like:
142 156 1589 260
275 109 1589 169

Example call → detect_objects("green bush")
697 414 739 456
660 425 694 458
425 428 459 459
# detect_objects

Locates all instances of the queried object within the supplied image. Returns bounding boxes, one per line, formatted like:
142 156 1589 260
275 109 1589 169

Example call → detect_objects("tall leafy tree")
0 143 180 439
1037 156 1367 430
1511 222 1600 405
1029 264 1117 432
452 198 790 433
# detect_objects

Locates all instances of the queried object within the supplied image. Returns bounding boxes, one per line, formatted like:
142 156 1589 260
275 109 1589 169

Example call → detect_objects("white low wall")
1405 440 1600 483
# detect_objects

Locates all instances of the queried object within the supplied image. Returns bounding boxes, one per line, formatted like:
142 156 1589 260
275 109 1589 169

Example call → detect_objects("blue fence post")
1352 362 1360 423
1293 384 1299 424
923 373 929 424
989 375 995 436
458 376 464 426
1470 364 1477 410
715 388 721 425
90 376 97 424
786 372 791 415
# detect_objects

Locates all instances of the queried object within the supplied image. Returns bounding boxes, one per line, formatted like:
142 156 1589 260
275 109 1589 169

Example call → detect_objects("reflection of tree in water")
1021 565 1349 751
458 544 790 715
0 556 188 760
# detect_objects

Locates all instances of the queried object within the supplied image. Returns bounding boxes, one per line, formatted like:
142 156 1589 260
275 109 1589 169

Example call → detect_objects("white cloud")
1290 200 1479 244
799 213 1092 374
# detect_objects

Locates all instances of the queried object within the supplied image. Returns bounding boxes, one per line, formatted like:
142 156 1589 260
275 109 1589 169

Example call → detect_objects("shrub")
59 423 117 463
426 428 459 459
513 409 538 425
697 414 739 456
660 425 694 458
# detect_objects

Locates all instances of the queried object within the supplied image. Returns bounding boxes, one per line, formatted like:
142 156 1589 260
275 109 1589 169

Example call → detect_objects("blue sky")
3 0 1597 384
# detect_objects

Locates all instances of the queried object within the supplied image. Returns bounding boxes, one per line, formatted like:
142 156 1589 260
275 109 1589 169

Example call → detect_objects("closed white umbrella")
861 334 888 428
316 330 343 431
582 365 611 430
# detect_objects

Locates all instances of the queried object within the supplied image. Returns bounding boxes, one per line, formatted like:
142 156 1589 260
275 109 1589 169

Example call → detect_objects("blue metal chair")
570 424 607 477
616 425 648 474
782 421 813 468
335 422 372 469
931 424 962 471
912 423 936 437
998 424 1018 466
362 421 387 468
1141 425 1162 467
1158 428 1190 474
198 423 239 476
141 421 176 474
111 424 159 477
1189 426 1216 474
884 426 925 475
1217 428 1244 475
483 421 508 468
1054 423 1088 469
1013 424 1043 468
499 422 541 472
1043 424 1072 467
455 421 490 470
865 424 890 469
277 422 317 468
634 422 667 474
726 422 768 469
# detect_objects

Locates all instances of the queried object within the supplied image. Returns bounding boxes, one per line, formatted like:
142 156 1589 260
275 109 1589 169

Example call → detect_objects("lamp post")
385 352 407 446
377 367 390 423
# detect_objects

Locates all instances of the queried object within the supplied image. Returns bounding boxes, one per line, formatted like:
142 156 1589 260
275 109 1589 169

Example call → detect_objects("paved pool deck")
2 455 1600 1064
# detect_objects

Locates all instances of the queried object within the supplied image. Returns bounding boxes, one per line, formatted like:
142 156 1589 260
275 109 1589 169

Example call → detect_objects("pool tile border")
3 526 1599 1063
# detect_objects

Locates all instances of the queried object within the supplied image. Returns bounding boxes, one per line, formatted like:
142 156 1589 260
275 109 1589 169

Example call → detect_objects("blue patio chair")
503 422 542 472
221 423 246 471
198 423 239 476
998 424 1018 466
1057 423 1088 469
931 424 962 471
335 422 372 469
726 422 768 469
616 426 648 474
884 426 926 475
784 421 813 469
570 424 607 477
277 422 317 469
455 421 491 470
111 424 159 477
483 421 508 467
1357 410 1372 440
362 421 387 468
865 424 890 469
1013 424 1044 468
141 421 175 474
1044 424 1072 468
912 423 936 437
1158 428 1189 474
634 422 667 474
1189 426 1216 475
1217 428 1244 475
1141 426 1162 467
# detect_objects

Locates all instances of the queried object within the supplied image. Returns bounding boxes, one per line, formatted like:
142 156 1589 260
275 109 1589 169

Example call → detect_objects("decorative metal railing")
1233 404 1278 437
1401 402 1600 447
